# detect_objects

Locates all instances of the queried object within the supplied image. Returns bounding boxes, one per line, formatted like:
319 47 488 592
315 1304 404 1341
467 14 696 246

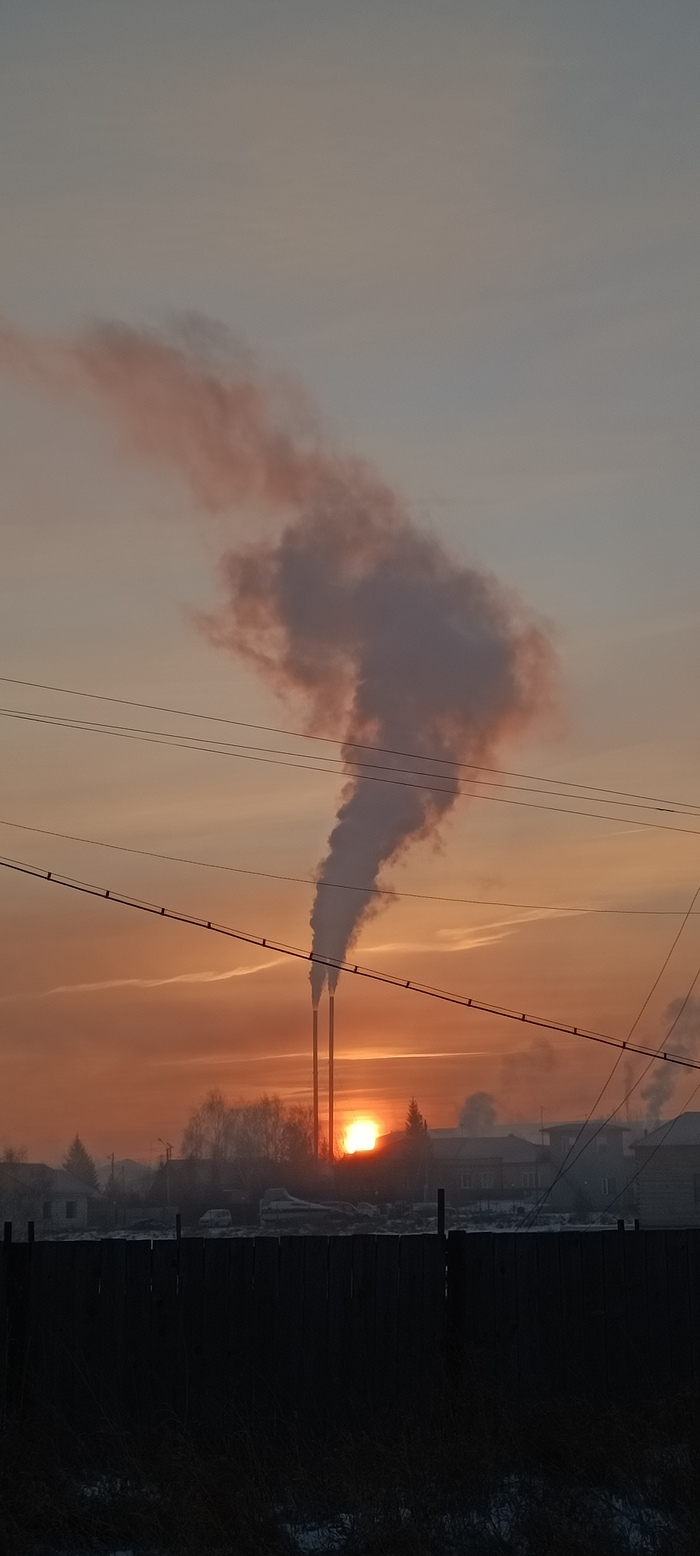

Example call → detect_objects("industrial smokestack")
328 991 335 1163
312 1005 319 1158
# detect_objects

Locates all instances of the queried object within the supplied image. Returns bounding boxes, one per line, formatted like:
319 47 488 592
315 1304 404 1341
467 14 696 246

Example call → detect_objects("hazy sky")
1 1 699 1162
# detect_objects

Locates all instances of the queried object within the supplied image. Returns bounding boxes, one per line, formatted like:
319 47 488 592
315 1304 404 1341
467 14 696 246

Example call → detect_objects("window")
461 1169 496 1192
522 1171 537 1190
601 1178 617 1197
42 1201 52 1221
595 1136 608 1153
65 1201 77 1219
694 1176 700 1206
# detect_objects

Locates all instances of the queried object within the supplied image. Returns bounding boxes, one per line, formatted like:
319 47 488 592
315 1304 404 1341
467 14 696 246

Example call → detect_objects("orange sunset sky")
1 2 699 1166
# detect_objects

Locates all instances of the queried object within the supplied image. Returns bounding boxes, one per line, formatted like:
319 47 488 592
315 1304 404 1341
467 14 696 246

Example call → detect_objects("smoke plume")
642 994 700 1130
0 318 555 1005
458 1091 498 1134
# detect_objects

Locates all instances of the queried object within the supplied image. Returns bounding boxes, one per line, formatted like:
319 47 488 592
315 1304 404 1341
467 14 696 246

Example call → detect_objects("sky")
0 1 699 1164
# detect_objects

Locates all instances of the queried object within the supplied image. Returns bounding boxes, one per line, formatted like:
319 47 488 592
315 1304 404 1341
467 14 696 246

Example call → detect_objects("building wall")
547 1129 634 1213
635 1145 700 1228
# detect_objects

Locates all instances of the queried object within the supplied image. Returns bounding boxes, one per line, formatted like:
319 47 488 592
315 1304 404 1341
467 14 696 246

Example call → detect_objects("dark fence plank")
97 1239 127 1424
150 1238 179 1424
177 1238 205 1429
644 1231 671 1393
514 1233 541 1395
71 1242 102 1425
202 1239 233 1432
602 1230 628 1398
253 1238 280 1416
622 1227 650 1398
687 1230 700 1390
421 1234 445 1403
327 1236 353 1415
445 1231 468 1388
124 1241 152 1427
666 1230 692 1393
302 1236 329 1422
350 1235 377 1413
374 1235 400 1411
578 1233 607 1399
228 1238 255 1417
492 1234 519 1393
397 1235 423 1407
277 1236 305 1419
558 1233 586 1397
52 1242 77 1423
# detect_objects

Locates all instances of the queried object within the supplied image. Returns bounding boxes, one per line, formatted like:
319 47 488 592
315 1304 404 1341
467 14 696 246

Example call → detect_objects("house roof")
547 1120 628 1136
1 1163 102 1198
632 1113 700 1150
429 1133 540 1163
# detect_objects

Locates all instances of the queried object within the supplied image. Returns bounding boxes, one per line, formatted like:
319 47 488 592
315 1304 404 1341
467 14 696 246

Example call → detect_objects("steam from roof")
0 318 555 1005
642 994 700 1129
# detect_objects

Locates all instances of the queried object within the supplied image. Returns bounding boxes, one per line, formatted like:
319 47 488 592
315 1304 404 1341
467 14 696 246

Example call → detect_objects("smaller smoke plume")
500 1037 558 1112
642 994 700 1130
458 1091 498 1134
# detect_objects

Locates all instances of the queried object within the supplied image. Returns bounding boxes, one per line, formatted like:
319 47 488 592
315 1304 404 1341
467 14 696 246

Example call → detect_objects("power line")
0 815 695 917
5 705 700 821
4 705 700 839
600 1075 700 1218
3 849 700 1074
3 673 699 816
520 883 700 1227
4 705 700 817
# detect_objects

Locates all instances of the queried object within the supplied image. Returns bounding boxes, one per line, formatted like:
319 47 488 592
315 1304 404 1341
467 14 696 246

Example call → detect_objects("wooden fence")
0 1229 698 1429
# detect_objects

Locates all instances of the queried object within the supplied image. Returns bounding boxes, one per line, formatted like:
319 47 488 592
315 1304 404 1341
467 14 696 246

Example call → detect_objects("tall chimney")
312 1006 319 1158
328 991 335 1162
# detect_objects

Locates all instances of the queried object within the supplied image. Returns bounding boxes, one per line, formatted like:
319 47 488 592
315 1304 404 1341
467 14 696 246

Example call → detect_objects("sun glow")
344 1118 379 1154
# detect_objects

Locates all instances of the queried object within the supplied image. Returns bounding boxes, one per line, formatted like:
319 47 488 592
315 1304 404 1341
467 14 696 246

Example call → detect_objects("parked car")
198 1208 232 1229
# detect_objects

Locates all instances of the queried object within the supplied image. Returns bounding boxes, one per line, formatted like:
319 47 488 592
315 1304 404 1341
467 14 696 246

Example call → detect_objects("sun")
344 1118 379 1155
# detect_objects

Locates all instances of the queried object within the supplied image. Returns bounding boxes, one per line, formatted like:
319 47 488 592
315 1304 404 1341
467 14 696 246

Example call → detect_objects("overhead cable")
3 850 700 1074
0 815 694 916
2 706 700 839
2 673 699 815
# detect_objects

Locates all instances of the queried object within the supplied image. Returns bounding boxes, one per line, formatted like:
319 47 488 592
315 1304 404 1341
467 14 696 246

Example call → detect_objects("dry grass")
0 1387 697 1554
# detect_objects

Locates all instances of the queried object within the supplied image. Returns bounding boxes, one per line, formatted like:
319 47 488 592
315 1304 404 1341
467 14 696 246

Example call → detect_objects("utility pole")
158 1139 173 1206
328 992 335 1163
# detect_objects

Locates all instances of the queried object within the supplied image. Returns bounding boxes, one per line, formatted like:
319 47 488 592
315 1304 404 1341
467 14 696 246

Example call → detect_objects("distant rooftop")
633 1113 700 1149
0 1163 103 1198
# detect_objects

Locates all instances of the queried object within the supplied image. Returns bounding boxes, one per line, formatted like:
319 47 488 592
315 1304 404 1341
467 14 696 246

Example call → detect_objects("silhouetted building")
633 1113 700 1228
427 1130 551 1207
546 1121 634 1215
0 1163 102 1235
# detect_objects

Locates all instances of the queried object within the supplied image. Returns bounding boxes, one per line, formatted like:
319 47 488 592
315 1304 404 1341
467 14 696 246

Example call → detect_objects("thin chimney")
328 991 335 1161
312 1006 319 1158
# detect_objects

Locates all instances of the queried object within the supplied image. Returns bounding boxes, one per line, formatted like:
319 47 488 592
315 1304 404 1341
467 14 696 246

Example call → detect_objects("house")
633 1113 700 1228
426 1130 551 1207
545 1121 635 1215
0 1162 103 1235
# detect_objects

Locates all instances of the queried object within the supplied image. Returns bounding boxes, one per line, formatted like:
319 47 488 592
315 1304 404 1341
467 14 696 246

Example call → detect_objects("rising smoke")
0 319 555 1006
641 994 700 1129
458 1091 498 1134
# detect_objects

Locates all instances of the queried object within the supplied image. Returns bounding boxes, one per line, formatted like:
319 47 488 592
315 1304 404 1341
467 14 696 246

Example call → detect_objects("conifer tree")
63 1134 99 1191
404 1097 428 1141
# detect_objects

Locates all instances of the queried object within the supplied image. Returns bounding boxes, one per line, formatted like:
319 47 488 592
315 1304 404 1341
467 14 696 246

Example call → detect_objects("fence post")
3 1223 11 1246
437 1188 445 1244
27 1221 34 1245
